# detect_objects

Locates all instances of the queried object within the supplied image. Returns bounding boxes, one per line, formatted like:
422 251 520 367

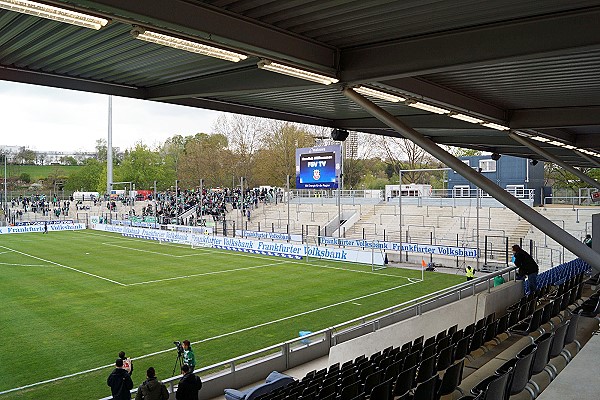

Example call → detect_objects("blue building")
447 155 544 205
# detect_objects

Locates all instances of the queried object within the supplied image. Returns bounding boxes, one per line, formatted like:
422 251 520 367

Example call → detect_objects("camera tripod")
172 351 184 376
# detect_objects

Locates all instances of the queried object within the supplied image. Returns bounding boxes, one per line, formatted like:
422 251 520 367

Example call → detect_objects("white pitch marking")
0 279 418 395
0 245 126 286
0 262 51 267
352 302 362 306
126 261 286 286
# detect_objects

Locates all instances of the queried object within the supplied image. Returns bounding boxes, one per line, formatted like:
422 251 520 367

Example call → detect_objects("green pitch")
0 230 463 399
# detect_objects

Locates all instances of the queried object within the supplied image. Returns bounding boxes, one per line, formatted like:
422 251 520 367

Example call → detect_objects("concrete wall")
328 279 523 366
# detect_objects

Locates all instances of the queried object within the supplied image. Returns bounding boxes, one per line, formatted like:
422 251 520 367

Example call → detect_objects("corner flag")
421 259 427 269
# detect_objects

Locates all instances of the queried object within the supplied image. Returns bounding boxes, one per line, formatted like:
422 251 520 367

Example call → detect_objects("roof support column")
342 88 600 272
575 150 600 169
508 133 600 191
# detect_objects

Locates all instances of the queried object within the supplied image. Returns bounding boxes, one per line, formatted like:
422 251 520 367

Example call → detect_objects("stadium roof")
1 0 599 167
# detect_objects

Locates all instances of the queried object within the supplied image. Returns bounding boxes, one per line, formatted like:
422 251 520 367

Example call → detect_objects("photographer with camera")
182 340 196 371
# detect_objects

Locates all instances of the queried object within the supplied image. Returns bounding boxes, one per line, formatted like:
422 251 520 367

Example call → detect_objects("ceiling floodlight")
131 28 247 62
0 0 108 29
448 113 484 124
548 140 565 147
407 101 450 114
531 136 550 142
353 86 406 102
563 144 576 150
482 122 510 131
258 60 338 85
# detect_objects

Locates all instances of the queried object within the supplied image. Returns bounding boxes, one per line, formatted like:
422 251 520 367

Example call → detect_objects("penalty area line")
0 245 126 286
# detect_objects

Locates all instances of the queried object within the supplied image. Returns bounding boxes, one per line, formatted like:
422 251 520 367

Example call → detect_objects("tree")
64 158 104 192
61 156 79 166
252 122 315 187
115 143 166 190
446 146 482 157
160 134 186 182
213 114 265 185
373 136 437 183
15 147 37 164
178 133 234 189
545 164 600 192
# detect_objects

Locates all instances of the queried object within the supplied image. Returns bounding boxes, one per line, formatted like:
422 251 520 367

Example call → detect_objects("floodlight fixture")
448 113 484 124
258 59 338 85
491 153 501 161
0 0 108 29
407 101 450 114
353 86 406 102
530 159 539 166
482 122 510 131
131 27 248 62
531 136 550 142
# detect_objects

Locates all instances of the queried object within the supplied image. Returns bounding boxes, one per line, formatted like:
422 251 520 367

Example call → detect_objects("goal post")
304 235 386 271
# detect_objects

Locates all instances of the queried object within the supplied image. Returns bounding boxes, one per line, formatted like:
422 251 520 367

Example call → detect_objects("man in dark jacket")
135 367 169 400
107 358 134 400
512 244 539 293
176 364 202 400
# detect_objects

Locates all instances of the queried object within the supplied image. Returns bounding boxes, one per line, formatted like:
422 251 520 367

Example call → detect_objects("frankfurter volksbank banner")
91 224 306 259
0 222 85 234
296 144 341 189
319 237 479 258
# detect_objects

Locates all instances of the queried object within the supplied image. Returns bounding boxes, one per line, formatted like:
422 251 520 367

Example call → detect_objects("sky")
0 80 225 153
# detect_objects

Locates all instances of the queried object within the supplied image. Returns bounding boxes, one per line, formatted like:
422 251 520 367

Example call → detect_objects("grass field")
0 230 463 399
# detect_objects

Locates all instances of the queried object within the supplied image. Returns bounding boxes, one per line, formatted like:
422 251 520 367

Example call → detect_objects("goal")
305 236 386 271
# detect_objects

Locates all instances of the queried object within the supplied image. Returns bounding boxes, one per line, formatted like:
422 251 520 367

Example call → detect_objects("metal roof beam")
333 115 477 130
162 98 333 127
510 106 600 129
0 65 143 98
146 68 318 101
341 7 600 82
382 78 506 121
65 0 337 70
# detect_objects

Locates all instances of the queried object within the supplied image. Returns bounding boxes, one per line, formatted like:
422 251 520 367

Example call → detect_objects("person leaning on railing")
512 244 539 294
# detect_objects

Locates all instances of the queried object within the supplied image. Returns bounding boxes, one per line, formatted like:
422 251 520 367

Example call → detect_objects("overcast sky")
0 80 225 152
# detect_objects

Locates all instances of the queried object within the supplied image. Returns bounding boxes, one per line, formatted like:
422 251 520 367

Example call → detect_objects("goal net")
305 236 386 271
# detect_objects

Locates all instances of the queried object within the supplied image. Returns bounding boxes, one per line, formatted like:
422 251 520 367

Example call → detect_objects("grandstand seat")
509 308 543 335
368 378 393 400
422 343 437 359
448 324 459 337
393 366 416 397
436 345 454 371
454 336 471 361
544 320 570 379
316 382 336 399
424 336 437 348
483 320 498 343
451 329 464 345
438 359 465 397
338 381 360 400
383 359 402 381
470 364 513 400
469 329 485 353
561 313 581 361
412 373 440 400
574 296 600 317
437 335 451 351
530 332 554 376
416 355 437 384
508 344 537 395
361 371 381 395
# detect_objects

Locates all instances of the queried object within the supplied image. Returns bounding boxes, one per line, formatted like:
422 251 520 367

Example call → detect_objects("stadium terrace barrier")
99 265 519 400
